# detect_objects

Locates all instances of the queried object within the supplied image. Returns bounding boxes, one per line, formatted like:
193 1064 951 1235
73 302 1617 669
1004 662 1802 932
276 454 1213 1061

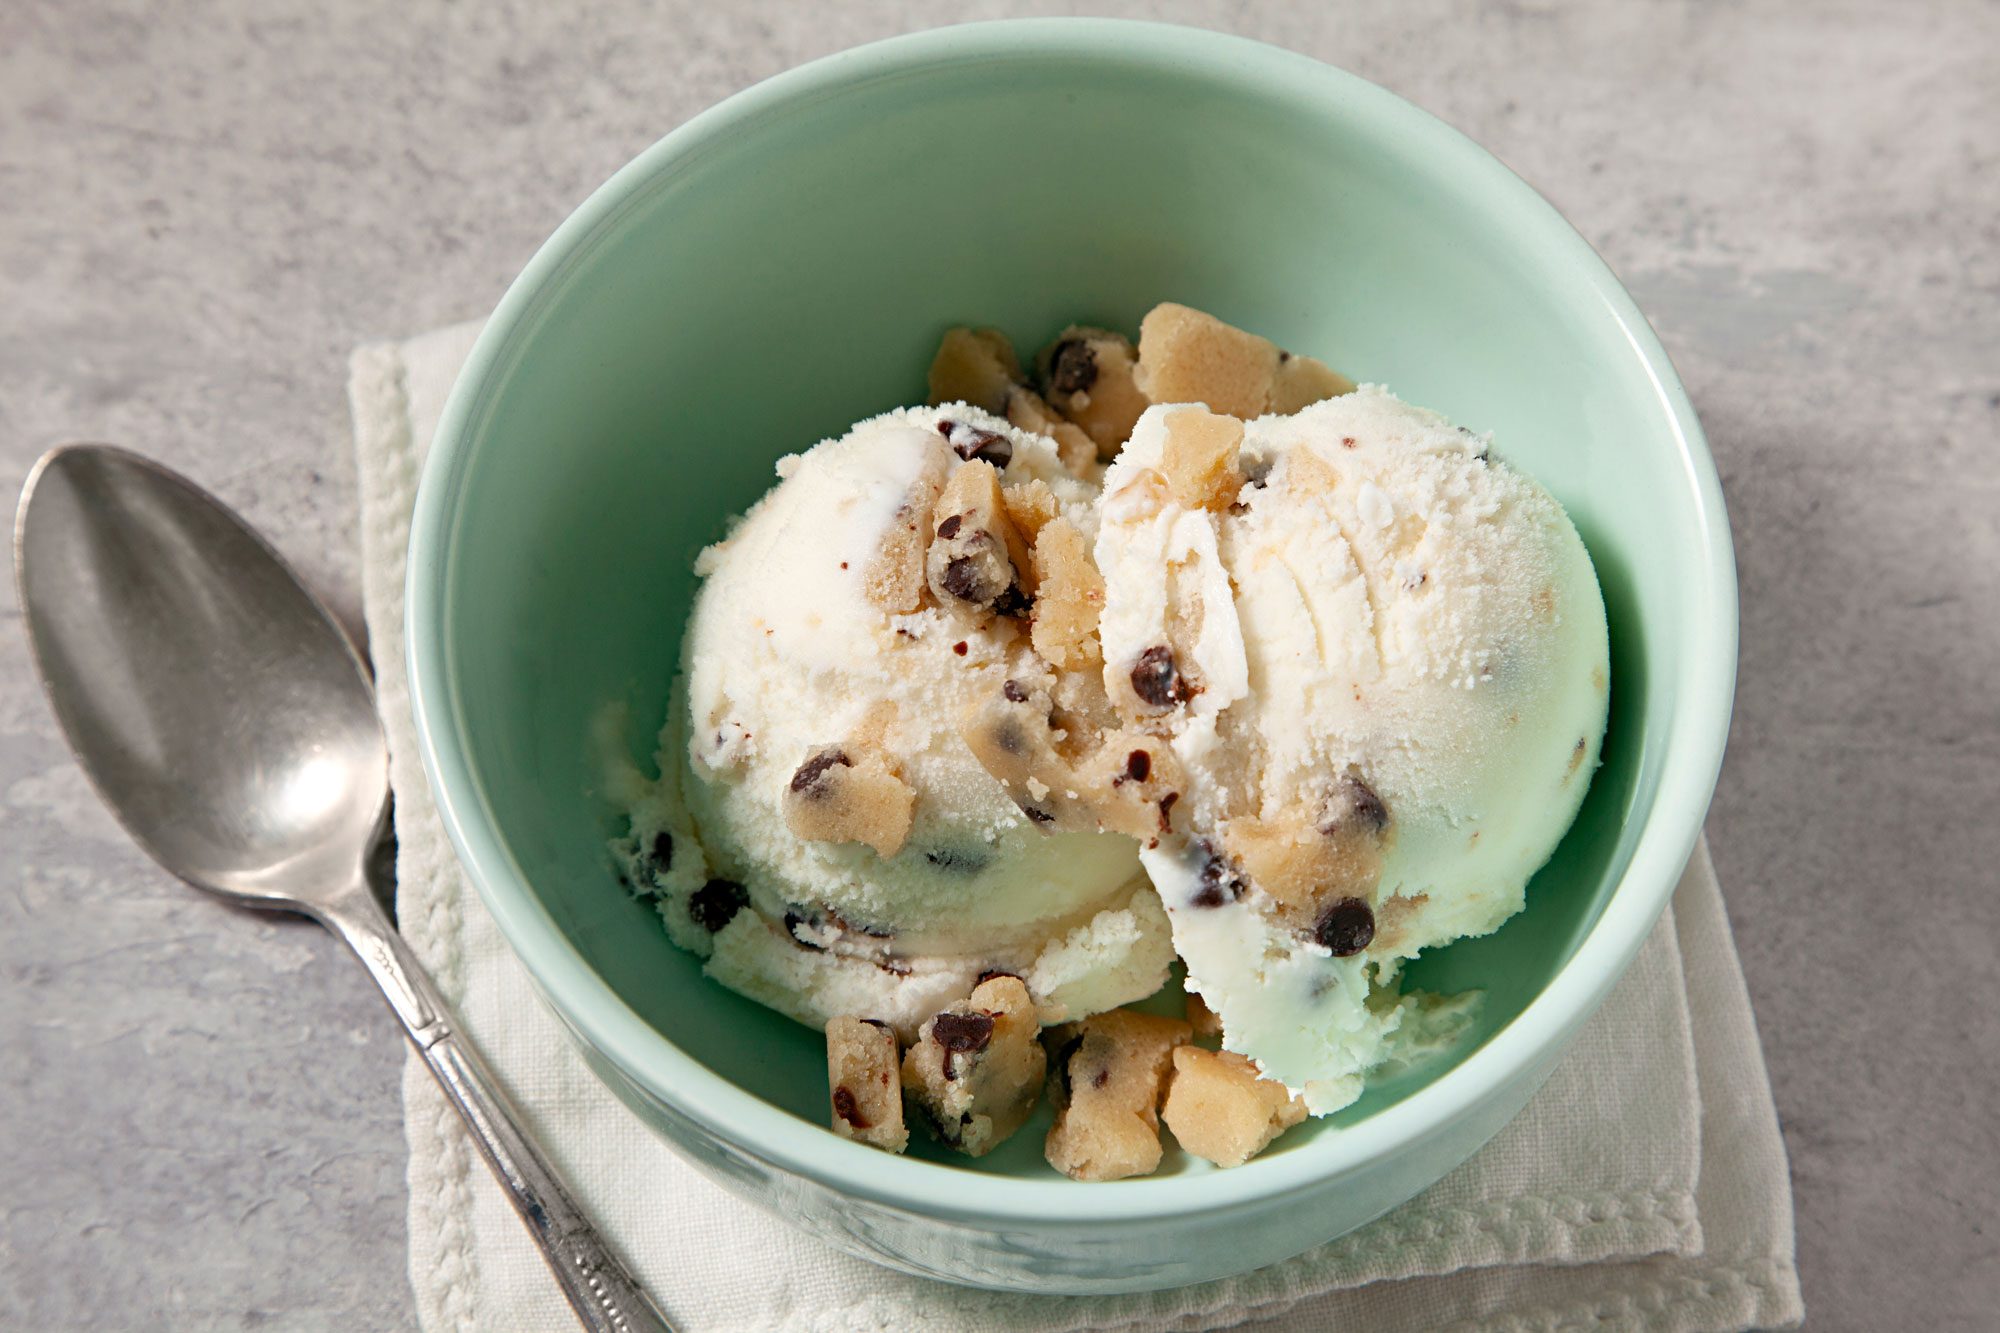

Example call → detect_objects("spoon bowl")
15 444 386 906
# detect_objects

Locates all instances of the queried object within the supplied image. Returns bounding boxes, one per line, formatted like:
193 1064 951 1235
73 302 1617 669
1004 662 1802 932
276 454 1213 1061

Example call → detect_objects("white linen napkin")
350 323 1801 1333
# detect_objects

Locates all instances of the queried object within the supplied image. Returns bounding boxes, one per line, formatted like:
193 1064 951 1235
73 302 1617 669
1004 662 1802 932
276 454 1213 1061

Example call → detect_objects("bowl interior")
424 33 1706 1181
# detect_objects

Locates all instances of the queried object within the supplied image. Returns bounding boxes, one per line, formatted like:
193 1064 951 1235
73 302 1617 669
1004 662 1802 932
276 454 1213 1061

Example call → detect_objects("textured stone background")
3 1 1995 1328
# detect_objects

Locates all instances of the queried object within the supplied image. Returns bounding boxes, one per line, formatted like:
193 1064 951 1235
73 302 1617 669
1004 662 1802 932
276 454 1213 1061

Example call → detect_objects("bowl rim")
406 17 1738 1225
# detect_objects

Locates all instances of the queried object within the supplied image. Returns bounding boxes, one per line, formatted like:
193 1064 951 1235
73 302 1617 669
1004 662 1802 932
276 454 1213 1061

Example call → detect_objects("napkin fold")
350 323 1801 1333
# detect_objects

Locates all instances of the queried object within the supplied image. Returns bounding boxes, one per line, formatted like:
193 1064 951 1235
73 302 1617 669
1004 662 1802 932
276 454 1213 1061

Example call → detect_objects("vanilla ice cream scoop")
610 407 1174 1039
1095 390 1610 1111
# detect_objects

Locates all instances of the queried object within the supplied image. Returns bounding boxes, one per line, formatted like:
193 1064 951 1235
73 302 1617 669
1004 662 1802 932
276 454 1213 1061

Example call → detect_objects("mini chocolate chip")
1344 775 1390 832
1189 839 1245 908
1341 436 1358 449
1130 645 1196 708
1002 679 1029 703
1315 898 1376 956
1023 805 1056 826
941 557 985 602
1124 750 1152 783
790 748 852 793
993 719 1027 756
784 910 826 951
1157 791 1180 831
1052 1032 1085 1100
937 514 964 540
992 583 1033 618
1277 348 1292 363
1048 339 1098 395
650 830 674 866
828 1080 868 1120
1092 1067 1111 1089
925 846 990 875
976 969 1021 986
943 422 1012 468
688 878 748 932
952 639 969 656
932 1011 995 1055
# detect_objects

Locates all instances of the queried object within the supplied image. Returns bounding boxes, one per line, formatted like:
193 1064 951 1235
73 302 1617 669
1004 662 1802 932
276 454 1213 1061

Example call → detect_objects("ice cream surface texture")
1097 392 1610 1111
612 303 1610 1170
611 406 1175 1040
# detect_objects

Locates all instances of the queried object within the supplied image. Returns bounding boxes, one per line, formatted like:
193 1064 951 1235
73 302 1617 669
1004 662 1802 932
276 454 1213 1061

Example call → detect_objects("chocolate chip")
937 514 964 540
1157 791 1180 831
650 830 674 866
1092 1067 1111 1089
832 1086 869 1129
1277 348 1292 363
932 1011 995 1055
940 421 1013 468
1340 436 1357 449
925 846 990 875
1002 679 1029 703
1051 1031 1085 1100
1130 645 1196 708
784 910 825 951
992 718 1027 756
1023 805 1056 826
991 583 1033 618
940 557 985 602
1123 750 1152 783
689 878 748 932
1048 339 1098 395
1189 840 1245 908
790 748 851 793
1322 774 1389 834
952 639 969 656
1314 898 1376 956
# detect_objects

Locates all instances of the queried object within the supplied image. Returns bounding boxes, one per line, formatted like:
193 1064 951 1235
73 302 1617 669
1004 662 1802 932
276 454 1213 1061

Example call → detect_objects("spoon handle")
318 884 675 1333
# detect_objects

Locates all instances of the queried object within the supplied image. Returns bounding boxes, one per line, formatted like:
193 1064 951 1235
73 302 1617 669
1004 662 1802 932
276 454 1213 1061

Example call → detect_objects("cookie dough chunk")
926 459 1035 617
863 448 949 614
1005 386 1100 477
1074 728 1187 843
782 744 916 858
1136 303 1282 420
1269 351 1356 414
902 975 1046 1156
1223 774 1390 939
826 1016 908 1153
1162 1046 1308 1168
1158 406 1248 511
1028 517 1105 671
1044 1009 1193 1181
1037 326 1150 458
959 673 1088 832
1184 990 1224 1038
928 326 1023 416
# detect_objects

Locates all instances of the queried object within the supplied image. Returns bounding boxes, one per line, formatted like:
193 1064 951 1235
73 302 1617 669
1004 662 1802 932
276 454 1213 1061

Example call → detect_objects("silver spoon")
15 443 673 1333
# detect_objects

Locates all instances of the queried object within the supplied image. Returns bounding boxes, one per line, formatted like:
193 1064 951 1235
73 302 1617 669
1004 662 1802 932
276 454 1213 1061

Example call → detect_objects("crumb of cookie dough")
862 448 949 614
1000 476 1063 548
902 975 1047 1157
1005 386 1099 476
1161 1045 1307 1168
1269 350 1356 414
1184 989 1223 1039
781 744 916 858
1037 326 1150 458
826 1016 907 1153
928 326 1022 416
1158 406 1247 511
1028 517 1105 671
1044 1008 1192 1181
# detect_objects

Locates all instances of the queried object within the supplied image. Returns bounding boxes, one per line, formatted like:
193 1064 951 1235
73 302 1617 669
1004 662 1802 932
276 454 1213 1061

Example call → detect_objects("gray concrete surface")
3 1 1994 1328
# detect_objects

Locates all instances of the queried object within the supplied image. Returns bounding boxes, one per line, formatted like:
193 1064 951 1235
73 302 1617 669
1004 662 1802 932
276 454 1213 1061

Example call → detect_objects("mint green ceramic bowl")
407 19 1735 1293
